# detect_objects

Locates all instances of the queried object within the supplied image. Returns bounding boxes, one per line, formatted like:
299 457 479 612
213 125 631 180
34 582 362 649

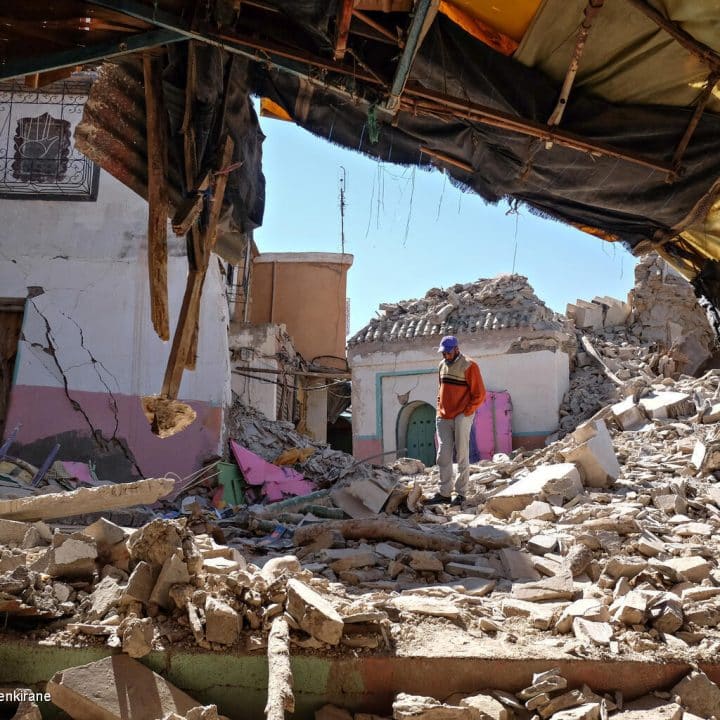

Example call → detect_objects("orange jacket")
437 353 486 419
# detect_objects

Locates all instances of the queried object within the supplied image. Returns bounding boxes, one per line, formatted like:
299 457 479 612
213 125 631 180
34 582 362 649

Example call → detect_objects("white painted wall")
229 324 287 419
0 171 231 407
349 340 570 454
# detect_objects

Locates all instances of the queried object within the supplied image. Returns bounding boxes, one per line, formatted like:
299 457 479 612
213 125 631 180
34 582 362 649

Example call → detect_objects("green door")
406 403 436 466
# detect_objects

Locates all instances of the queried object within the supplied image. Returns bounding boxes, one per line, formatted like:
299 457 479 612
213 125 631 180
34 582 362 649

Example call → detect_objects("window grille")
0 80 99 200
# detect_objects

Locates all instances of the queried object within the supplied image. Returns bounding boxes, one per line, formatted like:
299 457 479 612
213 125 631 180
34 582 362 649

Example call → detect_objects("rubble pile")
630 254 715 376
347 275 570 345
225 401 391 487
319 665 720 719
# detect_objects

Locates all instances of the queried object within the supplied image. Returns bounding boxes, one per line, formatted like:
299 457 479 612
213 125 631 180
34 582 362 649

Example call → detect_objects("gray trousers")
436 413 474 497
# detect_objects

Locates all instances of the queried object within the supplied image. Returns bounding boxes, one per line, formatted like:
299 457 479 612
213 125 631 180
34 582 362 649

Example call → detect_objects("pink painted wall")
352 436 383 462
4 385 222 480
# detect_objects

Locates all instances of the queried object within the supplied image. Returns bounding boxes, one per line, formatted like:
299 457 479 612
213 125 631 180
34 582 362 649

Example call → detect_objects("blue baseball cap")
437 335 458 353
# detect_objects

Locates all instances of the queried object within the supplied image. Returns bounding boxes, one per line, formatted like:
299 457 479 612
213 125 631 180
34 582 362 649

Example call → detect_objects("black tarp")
253 15 720 249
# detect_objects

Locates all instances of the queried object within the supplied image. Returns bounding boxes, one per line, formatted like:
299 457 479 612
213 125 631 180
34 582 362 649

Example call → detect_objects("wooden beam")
402 85 674 175
547 0 604 128
668 71 720 182
385 0 438 113
419 145 473 173
0 28 184 82
160 137 235 400
334 0 355 61
143 52 170 341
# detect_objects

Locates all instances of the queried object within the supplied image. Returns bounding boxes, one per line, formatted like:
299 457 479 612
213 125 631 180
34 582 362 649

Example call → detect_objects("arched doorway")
402 402 436 466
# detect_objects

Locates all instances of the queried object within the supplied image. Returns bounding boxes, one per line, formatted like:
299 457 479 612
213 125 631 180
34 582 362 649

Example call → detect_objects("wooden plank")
160 137 235 399
334 0 355 60
143 52 170 341
182 41 202 370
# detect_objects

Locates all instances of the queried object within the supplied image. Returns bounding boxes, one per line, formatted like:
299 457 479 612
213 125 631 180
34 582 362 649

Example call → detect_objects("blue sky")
254 114 637 337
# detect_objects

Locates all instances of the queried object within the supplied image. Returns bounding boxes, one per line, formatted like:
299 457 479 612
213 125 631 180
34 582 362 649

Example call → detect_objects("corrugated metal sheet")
75 58 184 207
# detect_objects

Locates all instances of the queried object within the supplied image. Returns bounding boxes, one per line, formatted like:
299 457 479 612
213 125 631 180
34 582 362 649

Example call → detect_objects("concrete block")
204 596 240 646
391 596 462 619
48 533 98 578
563 419 620 488
639 391 692 420
0 477 175 522
611 397 646 431
0 519 30 546
286 579 344 645
485 464 582 518
572 300 604 330
47 654 199 720
592 295 631 326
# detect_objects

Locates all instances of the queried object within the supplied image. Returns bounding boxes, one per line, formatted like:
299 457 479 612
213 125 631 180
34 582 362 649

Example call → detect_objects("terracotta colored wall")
249 254 352 362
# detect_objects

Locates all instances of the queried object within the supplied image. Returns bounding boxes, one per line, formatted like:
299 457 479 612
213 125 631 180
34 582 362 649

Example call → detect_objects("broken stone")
84 517 128 547
128 519 183 568
119 615 154 658
611 397 646 431
562 419 620 488
572 618 613 646
485 464 583 518
259 555 300 584
663 556 712 582
46 533 97 578
87 576 124 621
286 579 344 645
391 596 461 619
393 694 471 720
122 561 158 605
47 655 199 719
204 597 240 646
409 551 444 573
550 705 600 720
149 551 191 609
458 693 509 720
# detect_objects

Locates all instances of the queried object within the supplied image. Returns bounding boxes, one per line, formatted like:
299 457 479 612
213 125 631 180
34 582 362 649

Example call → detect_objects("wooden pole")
143 51 170 341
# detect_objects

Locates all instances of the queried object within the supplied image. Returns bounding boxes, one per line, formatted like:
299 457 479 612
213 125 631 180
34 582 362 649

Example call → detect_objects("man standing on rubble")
428 335 486 507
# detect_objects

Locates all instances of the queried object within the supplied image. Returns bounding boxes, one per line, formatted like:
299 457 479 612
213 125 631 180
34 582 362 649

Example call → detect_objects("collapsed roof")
3 1 720 300
347 274 568 348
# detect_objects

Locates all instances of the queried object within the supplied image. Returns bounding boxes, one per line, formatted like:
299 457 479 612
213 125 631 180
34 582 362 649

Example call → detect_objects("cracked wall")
0 170 232 481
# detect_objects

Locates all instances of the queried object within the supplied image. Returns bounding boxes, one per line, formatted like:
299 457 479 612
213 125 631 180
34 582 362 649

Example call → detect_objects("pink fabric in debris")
229 440 314 502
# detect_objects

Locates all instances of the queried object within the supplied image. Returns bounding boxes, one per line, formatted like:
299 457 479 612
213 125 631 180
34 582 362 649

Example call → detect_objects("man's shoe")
425 492 452 505
450 495 465 507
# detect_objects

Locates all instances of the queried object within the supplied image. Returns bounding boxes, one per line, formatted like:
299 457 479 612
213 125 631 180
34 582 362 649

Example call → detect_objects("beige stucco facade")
248 252 353 363
348 331 571 461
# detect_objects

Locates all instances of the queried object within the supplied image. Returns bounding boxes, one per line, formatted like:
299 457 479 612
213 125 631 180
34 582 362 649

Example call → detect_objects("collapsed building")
2 254 720 719
3 0 720 718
